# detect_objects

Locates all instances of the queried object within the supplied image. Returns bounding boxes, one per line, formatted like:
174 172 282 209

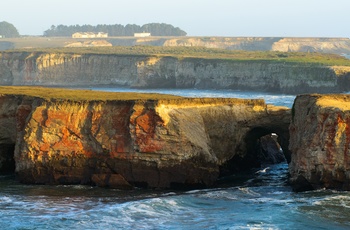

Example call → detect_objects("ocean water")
91 87 296 108
1 164 350 229
342 54 350 59
1 89 350 229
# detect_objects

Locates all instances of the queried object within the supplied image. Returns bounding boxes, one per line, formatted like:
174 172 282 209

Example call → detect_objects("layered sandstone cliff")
289 94 350 191
2 37 350 55
1 51 349 94
162 37 350 55
0 89 290 189
271 38 350 54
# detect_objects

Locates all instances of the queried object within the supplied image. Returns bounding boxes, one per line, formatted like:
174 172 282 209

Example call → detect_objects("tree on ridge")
43 23 187 37
0 21 20 38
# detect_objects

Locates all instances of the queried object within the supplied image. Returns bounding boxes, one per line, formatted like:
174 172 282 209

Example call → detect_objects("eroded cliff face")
162 37 281 51
109 37 350 55
0 94 291 189
271 38 350 54
289 95 350 191
0 62 13 85
1 51 349 94
0 95 22 173
3 37 350 55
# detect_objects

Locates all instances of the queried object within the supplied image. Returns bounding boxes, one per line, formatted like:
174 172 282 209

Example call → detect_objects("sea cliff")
5 87 350 191
289 94 350 191
2 37 350 55
0 87 291 189
1 50 350 94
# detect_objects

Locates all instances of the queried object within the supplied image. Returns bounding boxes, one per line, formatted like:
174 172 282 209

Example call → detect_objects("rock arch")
244 127 287 165
0 94 292 189
219 122 291 178
192 102 292 180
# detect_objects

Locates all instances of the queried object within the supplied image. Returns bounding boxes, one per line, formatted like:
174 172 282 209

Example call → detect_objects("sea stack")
289 94 350 191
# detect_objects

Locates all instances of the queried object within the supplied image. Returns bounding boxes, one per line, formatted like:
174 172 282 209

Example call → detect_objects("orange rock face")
14 99 219 188
0 96 291 189
130 103 165 153
289 95 350 191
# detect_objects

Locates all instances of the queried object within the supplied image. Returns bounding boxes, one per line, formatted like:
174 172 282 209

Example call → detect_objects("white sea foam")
0 196 13 203
198 190 238 200
161 192 177 196
324 195 350 201
1 148 350 229
312 195 350 209
185 189 203 194
238 187 261 197
244 224 279 230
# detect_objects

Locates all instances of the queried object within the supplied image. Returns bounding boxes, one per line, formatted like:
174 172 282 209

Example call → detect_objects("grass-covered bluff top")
0 86 182 101
0 86 267 107
3 46 350 66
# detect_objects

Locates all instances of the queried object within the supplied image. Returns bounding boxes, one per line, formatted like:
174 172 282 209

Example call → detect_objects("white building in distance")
134 32 151 37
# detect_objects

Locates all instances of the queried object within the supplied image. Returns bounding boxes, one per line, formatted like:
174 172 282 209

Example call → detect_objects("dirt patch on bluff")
65 40 112 47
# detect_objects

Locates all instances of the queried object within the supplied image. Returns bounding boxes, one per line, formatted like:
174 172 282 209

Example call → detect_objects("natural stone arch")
0 93 292 189
219 116 291 178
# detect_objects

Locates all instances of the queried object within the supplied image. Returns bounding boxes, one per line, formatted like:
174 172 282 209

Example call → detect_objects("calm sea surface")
1 88 350 229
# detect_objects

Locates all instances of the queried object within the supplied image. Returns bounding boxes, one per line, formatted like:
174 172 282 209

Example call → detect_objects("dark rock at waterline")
258 134 286 165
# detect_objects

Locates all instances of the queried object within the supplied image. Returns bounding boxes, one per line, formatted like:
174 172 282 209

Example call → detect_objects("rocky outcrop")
0 95 21 173
1 51 350 94
65 40 112 47
0 62 13 85
161 37 281 51
162 37 350 55
3 37 350 55
0 92 291 189
73 37 350 56
289 94 350 191
271 38 350 54
258 134 286 164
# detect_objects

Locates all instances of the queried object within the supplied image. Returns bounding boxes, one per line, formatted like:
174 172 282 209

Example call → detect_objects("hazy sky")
1 0 349 37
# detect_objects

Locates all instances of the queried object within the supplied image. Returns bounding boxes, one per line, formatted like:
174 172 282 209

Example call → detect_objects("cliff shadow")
0 142 15 174
244 127 289 164
219 126 290 178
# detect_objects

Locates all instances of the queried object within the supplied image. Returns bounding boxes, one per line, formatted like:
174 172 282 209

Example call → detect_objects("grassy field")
0 86 182 101
3 45 350 67
0 37 76 49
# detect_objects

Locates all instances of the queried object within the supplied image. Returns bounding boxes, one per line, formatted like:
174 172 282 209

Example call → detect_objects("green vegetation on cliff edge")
0 86 265 106
0 86 182 101
3 46 350 66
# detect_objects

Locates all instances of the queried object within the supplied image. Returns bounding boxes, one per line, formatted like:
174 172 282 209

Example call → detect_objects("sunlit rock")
289 94 350 191
0 92 291 189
